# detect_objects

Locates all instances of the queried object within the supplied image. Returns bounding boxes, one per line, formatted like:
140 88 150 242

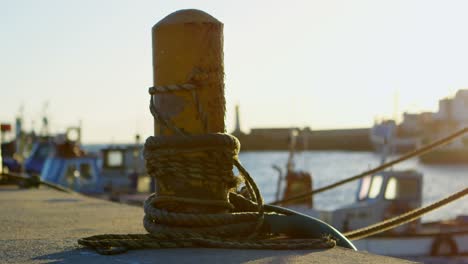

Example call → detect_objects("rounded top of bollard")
154 9 221 27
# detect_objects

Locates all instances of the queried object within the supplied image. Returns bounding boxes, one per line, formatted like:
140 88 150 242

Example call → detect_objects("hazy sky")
1 0 468 143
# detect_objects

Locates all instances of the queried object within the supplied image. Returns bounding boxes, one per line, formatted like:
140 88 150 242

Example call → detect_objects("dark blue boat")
40 135 103 194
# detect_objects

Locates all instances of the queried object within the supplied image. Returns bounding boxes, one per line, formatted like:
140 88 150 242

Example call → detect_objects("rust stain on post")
152 9 225 136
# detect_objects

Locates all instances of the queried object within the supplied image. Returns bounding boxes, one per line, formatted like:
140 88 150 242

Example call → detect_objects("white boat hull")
353 232 468 257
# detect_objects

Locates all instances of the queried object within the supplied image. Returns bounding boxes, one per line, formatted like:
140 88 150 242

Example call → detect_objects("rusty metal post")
152 9 225 136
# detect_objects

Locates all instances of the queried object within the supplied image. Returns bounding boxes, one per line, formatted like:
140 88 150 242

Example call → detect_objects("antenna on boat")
302 127 310 171
380 131 390 165
393 90 399 124
287 128 299 172
14 104 26 170
133 133 141 173
40 101 50 137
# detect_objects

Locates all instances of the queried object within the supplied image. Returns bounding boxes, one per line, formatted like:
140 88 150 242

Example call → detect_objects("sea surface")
84 145 467 222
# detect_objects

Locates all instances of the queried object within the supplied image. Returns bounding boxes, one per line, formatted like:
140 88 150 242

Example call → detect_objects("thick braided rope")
147 68 215 95
143 134 265 238
78 233 334 255
78 133 336 254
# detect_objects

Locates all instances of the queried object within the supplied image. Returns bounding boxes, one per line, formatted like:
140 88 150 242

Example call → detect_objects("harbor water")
84 145 467 222
238 151 468 222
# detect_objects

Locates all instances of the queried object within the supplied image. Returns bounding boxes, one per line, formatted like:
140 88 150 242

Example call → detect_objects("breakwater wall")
234 128 373 151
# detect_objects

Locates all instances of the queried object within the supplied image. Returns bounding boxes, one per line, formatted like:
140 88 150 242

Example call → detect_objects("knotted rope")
78 81 336 255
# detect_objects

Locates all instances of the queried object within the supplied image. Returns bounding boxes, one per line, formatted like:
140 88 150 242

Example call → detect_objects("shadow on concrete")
32 247 321 264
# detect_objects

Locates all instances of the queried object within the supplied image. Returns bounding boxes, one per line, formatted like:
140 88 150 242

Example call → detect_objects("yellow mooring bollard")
78 9 352 254
148 9 235 214
151 9 225 136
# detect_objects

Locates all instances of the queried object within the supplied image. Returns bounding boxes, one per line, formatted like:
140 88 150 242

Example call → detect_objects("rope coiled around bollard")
78 79 337 254
78 133 336 254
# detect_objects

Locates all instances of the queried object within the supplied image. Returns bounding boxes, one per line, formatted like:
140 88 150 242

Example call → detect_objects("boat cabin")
40 140 102 193
100 144 146 193
323 170 423 234
24 140 53 175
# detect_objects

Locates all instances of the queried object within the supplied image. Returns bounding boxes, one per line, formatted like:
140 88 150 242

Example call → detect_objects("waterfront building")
430 89 468 148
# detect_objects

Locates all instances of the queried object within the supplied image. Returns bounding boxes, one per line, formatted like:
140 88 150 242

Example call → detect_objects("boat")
1 113 56 175
326 171 468 257
370 120 419 154
274 129 468 257
272 129 315 214
40 130 103 194
420 146 468 164
1 122 23 173
23 140 54 175
98 135 152 203
0 119 148 195
39 131 150 201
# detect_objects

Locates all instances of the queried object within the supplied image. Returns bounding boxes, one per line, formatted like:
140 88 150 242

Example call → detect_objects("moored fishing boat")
274 129 468 258
40 132 149 199
40 131 103 194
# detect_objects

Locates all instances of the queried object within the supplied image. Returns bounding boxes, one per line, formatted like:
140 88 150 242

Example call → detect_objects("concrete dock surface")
0 186 416 264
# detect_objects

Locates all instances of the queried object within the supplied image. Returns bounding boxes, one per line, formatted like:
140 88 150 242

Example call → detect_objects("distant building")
398 89 468 135
371 89 468 152
430 89 468 148
399 112 433 136
433 89 468 124
395 89 468 149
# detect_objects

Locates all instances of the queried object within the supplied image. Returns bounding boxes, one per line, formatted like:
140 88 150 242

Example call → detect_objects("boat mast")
287 128 299 172
40 102 50 137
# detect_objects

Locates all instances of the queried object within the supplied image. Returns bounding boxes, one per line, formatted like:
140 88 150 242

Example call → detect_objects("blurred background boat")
268 128 468 257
